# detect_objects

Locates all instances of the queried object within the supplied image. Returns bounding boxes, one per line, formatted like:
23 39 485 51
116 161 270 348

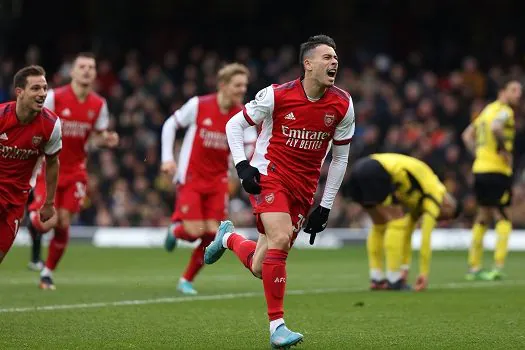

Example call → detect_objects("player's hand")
40 203 56 223
304 206 330 245
103 131 119 148
161 161 177 178
235 160 261 194
415 275 428 292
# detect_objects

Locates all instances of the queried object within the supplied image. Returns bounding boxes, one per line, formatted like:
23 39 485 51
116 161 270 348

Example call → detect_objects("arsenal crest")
88 110 96 119
32 136 43 146
324 114 335 127
265 193 275 204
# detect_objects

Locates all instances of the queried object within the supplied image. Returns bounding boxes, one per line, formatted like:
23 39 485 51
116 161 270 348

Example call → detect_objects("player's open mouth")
35 99 44 107
327 69 337 78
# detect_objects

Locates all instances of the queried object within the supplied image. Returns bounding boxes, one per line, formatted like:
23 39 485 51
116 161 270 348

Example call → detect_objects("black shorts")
474 173 512 207
347 157 394 207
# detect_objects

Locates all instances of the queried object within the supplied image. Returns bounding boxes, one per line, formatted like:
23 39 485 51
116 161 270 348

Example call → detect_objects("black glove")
303 206 330 245
235 160 261 194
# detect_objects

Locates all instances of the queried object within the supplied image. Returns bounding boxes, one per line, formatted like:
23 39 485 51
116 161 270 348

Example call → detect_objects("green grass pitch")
1 245 524 349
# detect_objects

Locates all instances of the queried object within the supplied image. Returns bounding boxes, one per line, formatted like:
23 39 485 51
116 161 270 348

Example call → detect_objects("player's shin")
384 217 405 289
262 249 288 332
494 219 512 269
468 222 488 271
182 234 214 282
226 232 257 273
367 224 386 287
43 226 69 272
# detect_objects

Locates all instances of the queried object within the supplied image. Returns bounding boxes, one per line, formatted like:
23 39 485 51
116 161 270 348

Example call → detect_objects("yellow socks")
494 220 512 269
468 223 487 271
367 224 386 281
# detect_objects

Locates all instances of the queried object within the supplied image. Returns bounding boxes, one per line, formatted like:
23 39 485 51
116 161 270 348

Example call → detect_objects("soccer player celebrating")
347 153 461 291
0 65 62 264
160 63 256 295
27 53 119 289
204 35 355 348
462 78 522 281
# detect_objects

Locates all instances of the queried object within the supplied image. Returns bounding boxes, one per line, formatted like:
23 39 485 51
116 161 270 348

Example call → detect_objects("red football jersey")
0 102 62 206
44 85 109 182
169 94 244 190
243 79 355 202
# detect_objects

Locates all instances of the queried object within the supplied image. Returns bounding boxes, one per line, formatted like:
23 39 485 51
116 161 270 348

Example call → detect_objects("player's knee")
57 211 71 229
269 232 292 250
251 263 262 279
183 221 205 237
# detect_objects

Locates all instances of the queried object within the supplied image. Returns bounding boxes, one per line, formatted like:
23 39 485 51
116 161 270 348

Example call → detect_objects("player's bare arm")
92 130 120 148
461 124 476 155
41 152 59 222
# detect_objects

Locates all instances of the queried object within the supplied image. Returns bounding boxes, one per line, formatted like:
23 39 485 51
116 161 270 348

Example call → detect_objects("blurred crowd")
1 35 525 229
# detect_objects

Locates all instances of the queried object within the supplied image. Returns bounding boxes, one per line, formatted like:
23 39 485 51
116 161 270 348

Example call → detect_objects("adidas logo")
0 133 8 140
62 108 71 117
284 112 296 120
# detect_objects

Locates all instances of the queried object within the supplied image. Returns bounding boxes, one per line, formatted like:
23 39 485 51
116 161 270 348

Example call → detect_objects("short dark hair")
299 34 337 69
13 65 46 89
75 52 96 61
498 76 520 92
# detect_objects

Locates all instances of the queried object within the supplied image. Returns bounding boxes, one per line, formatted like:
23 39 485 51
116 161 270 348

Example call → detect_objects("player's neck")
497 96 509 106
217 92 232 113
71 81 92 102
301 77 327 100
15 102 38 124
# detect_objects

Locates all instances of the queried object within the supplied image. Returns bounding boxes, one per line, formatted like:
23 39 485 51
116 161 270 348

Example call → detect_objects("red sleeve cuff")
243 109 256 126
333 138 352 146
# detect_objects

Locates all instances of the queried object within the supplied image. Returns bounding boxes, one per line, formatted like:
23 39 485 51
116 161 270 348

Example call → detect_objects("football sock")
173 223 198 242
45 226 69 270
269 318 285 334
385 216 405 283
227 233 256 273
182 233 214 282
367 224 385 281
468 223 487 271
262 249 288 321
494 219 512 269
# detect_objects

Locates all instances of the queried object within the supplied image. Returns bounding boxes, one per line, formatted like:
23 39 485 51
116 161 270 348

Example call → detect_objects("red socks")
182 233 214 282
227 233 256 272
262 249 288 321
45 226 69 270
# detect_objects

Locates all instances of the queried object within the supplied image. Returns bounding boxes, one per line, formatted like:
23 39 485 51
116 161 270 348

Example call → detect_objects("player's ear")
303 58 313 72
15 87 24 98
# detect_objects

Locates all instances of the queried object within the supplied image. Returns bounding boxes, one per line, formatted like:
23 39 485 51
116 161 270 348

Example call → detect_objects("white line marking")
1 280 524 314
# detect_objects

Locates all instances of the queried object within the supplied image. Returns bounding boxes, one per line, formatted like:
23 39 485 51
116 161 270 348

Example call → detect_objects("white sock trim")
387 271 402 284
270 318 285 334
41 267 53 278
222 232 233 248
370 269 385 281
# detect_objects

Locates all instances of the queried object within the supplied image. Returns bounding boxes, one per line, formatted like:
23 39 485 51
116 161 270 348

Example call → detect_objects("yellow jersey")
371 153 446 218
472 101 515 176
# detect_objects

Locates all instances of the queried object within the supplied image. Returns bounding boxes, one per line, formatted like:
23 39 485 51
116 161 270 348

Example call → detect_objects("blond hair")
217 63 249 84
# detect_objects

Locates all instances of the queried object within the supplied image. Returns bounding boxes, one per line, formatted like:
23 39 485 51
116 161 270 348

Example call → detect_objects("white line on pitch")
1 280 524 314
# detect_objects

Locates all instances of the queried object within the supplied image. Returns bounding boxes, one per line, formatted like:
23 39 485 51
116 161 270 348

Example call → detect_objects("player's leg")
40 181 84 290
365 208 387 290
400 214 416 282
26 182 46 270
467 174 499 280
488 175 513 279
381 207 410 290
259 212 303 348
165 185 205 252
177 219 217 295
0 205 24 264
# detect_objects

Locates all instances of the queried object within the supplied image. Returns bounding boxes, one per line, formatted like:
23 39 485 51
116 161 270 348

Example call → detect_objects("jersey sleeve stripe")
333 137 352 145
243 109 256 126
